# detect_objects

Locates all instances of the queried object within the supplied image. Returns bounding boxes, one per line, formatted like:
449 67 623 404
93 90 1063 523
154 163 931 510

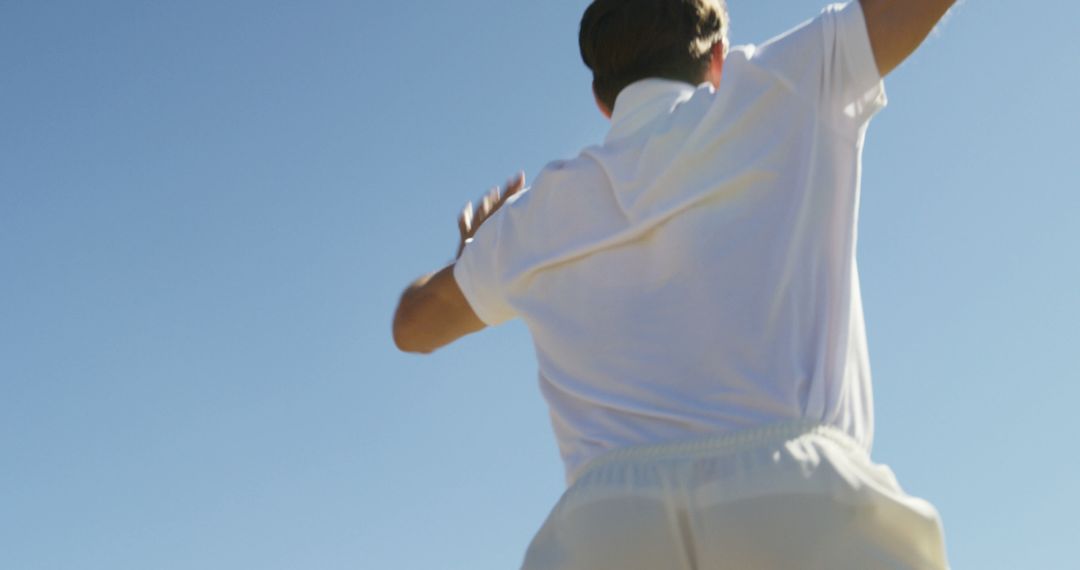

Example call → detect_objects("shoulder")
748 2 866 69
720 39 804 98
498 152 623 246
488 153 604 239
520 154 607 207
734 2 877 106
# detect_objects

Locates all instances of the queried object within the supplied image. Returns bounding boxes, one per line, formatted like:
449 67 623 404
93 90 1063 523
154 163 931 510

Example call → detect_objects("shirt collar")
606 79 701 143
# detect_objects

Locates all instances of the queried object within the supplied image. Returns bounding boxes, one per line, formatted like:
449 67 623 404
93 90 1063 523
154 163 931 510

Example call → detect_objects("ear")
592 85 612 119
706 41 725 88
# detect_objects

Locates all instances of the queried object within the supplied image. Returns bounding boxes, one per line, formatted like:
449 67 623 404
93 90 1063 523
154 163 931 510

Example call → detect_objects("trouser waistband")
570 420 862 485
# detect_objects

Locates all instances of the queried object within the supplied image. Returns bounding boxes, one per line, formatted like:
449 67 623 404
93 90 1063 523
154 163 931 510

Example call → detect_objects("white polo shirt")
455 1 887 482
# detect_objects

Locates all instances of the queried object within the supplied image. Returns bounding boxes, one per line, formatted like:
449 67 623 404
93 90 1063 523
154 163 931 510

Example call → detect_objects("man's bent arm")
859 0 956 77
393 264 486 354
391 172 524 355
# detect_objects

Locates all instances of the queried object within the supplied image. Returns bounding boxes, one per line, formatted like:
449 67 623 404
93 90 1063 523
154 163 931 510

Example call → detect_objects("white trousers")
522 422 948 570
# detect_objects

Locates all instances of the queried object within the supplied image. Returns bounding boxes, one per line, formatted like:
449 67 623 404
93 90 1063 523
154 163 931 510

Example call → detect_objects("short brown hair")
580 0 729 111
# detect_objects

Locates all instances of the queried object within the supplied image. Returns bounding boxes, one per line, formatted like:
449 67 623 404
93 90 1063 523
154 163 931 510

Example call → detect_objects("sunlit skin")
392 0 956 355
392 173 525 354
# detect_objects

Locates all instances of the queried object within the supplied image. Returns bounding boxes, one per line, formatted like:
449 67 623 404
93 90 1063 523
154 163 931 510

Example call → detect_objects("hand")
456 171 526 259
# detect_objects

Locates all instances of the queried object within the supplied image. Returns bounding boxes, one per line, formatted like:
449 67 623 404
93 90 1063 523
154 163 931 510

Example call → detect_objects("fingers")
505 171 526 198
482 186 499 219
459 200 474 237
457 171 528 247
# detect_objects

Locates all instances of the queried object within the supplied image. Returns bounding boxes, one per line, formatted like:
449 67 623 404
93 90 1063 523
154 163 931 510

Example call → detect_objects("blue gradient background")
2 1 1077 568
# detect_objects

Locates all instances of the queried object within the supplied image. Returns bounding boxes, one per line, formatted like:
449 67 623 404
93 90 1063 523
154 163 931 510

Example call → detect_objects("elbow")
392 305 435 355
393 327 434 355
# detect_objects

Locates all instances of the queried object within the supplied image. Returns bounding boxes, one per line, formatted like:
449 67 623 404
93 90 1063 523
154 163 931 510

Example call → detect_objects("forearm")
391 172 523 354
393 268 446 354
392 264 484 354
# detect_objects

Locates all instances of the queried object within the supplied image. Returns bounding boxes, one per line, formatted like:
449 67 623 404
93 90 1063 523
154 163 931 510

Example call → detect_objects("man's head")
579 0 729 117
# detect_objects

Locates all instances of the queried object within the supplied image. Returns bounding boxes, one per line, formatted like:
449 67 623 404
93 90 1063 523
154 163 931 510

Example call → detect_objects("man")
394 0 955 568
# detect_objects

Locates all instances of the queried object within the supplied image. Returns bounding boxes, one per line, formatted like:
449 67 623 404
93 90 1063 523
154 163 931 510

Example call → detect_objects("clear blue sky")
2 1 1078 568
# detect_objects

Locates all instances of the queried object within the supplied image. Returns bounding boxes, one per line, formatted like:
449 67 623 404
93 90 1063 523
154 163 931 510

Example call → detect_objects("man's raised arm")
859 0 956 77
392 172 525 354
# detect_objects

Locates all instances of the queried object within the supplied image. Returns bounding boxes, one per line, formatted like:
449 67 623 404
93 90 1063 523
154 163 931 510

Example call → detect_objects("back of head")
580 0 729 112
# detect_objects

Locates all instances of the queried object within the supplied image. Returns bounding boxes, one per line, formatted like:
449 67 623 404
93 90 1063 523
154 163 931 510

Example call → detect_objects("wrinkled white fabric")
455 1 886 482
521 423 948 570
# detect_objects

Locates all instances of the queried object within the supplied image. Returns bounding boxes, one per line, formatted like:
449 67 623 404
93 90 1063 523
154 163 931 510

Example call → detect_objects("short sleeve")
751 1 886 130
453 209 517 326
824 1 887 126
